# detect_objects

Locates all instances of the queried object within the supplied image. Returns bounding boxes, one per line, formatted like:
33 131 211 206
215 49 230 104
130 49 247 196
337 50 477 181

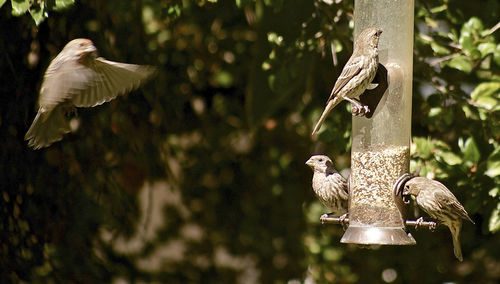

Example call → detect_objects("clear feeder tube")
340 0 415 245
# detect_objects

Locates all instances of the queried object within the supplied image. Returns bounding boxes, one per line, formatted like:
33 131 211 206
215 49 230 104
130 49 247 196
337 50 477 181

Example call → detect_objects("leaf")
428 107 441 118
412 137 433 159
53 0 75 11
494 44 500 66
471 82 500 111
461 17 484 35
486 160 500 178
430 42 450 55
478 42 496 57
425 17 438 28
438 151 462 165
29 3 46 26
460 137 480 165
11 0 29 16
459 18 484 54
459 33 474 53
0 0 6 8
489 203 500 233
447 54 473 73
429 4 447 13
489 187 499 198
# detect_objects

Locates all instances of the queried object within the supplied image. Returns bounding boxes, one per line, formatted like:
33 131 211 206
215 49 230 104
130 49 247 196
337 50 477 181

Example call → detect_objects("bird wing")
433 189 472 222
327 55 364 102
71 57 156 107
38 58 95 111
326 171 349 200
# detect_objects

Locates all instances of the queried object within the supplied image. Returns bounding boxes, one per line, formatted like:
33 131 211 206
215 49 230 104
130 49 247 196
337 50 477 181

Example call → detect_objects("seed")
349 145 409 226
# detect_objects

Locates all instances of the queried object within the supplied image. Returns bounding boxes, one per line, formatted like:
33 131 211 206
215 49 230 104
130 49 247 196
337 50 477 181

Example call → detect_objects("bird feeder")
341 0 416 245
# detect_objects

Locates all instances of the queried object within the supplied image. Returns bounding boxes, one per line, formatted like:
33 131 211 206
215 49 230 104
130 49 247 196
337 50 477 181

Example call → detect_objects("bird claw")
402 194 411 204
64 106 78 118
320 213 348 230
320 213 329 224
429 222 436 232
415 217 424 231
339 213 348 231
352 104 370 116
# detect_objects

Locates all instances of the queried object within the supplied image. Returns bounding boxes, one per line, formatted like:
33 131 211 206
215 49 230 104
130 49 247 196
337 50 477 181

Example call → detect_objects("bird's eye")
319 159 323 162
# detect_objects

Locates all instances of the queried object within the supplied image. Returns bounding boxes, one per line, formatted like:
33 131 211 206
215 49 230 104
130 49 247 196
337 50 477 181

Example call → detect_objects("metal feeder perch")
321 173 438 232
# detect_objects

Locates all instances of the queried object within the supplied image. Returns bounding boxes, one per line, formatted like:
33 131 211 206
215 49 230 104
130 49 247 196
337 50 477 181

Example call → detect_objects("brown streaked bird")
25 38 156 149
403 177 474 262
306 155 349 217
312 27 382 135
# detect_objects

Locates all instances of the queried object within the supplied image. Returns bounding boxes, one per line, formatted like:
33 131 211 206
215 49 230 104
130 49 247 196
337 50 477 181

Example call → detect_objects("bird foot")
415 217 424 231
64 106 78 118
402 194 411 204
320 213 330 224
339 213 349 231
367 83 379 90
428 221 437 232
352 104 370 116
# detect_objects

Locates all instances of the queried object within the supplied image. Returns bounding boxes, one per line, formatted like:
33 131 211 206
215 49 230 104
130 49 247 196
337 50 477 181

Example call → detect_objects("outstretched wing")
71 58 156 107
38 58 95 111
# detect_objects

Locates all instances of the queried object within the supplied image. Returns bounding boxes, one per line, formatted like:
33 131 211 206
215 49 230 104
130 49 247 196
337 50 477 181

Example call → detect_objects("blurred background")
1 0 499 283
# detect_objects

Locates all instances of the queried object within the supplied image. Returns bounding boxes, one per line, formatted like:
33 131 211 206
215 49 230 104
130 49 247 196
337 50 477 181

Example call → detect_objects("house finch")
25 38 156 149
312 27 382 135
305 155 349 217
403 177 474 261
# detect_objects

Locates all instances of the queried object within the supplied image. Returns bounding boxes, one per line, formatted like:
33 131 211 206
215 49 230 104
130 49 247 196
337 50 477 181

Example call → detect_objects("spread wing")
38 58 95 111
71 57 156 107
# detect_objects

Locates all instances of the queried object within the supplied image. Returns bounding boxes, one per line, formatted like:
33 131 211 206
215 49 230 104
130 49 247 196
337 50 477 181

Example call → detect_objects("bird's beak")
376 29 383 36
305 159 314 168
84 45 97 53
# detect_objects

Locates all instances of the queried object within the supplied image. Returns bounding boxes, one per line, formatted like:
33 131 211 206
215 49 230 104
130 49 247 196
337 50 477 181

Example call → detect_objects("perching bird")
25 38 156 149
403 177 474 262
312 27 382 135
306 155 349 216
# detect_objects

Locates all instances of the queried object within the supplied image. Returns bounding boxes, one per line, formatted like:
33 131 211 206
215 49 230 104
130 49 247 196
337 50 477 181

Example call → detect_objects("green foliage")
5 0 75 25
1 0 500 283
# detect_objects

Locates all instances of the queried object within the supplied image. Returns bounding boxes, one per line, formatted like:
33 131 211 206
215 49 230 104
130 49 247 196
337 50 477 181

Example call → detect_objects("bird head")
63 38 98 61
402 179 421 197
356 27 382 49
305 155 334 173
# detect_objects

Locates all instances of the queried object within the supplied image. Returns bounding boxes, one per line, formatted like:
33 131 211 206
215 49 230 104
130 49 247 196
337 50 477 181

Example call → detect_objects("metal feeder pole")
341 0 416 245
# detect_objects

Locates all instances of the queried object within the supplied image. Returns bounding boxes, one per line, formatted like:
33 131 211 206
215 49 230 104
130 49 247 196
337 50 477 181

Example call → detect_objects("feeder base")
340 226 416 245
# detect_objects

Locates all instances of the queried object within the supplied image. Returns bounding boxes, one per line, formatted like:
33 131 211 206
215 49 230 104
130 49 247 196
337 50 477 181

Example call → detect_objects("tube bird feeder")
340 0 416 245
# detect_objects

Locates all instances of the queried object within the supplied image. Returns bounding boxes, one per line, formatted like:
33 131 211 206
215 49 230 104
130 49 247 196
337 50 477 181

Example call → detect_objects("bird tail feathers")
25 107 71 149
312 97 342 135
449 223 463 262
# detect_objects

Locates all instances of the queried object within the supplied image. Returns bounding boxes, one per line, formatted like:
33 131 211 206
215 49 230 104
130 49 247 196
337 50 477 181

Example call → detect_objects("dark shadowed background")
1 0 499 283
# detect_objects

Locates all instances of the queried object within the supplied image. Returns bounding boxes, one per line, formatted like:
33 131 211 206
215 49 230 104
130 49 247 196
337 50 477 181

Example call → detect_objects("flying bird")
25 38 156 149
